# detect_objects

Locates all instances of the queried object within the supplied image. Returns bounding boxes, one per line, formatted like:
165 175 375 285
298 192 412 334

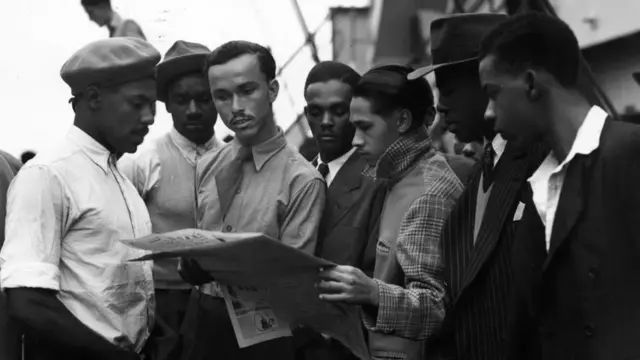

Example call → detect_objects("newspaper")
122 230 371 360
221 285 292 348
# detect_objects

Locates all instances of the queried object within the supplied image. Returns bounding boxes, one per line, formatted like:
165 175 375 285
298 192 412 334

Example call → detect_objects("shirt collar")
529 105 607 181
484 133 507 166
67 126 115 174
231 127 288 171
319 147 356 175
366 125 433 182
168 127 221 161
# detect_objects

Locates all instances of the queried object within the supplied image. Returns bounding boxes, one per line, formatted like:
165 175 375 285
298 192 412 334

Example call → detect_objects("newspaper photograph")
221 285 292 348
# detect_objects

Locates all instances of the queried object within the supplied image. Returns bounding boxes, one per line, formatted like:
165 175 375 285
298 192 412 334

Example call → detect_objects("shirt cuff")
0 262 60 291
362 279 401 334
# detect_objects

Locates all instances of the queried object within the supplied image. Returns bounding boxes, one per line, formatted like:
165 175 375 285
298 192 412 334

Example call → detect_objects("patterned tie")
215 146 252 218
317 163 329 179
482 142 495 192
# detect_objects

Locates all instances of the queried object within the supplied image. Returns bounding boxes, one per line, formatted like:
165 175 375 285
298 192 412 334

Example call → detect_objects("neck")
176 127 214 146
545 90 592 163
319 147 351 164
240 114 278 147
74 116 115 154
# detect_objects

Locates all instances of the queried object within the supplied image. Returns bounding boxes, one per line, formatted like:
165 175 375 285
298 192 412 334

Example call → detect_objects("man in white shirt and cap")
119 40 222 336
0 37 160 360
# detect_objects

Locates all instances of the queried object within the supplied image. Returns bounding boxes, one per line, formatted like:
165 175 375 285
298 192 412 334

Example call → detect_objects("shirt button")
236 188 241 194
584 323 595 337
225 225 233 232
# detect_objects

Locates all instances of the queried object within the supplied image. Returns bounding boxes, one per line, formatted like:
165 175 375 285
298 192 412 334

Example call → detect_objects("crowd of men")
0 6 638 360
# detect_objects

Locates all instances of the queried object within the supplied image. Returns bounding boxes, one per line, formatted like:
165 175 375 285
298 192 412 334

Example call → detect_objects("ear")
85 86 102 111
397 108 412 135
268 79 280 104
524 70 541 101
425 106 436 127
303 105 309 118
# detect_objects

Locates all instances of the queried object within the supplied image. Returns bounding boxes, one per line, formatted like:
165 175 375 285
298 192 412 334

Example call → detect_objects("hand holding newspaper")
121 229 371 360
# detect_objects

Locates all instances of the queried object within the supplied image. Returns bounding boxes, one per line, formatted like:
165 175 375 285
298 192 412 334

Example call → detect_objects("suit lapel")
458 145 528 297
324 152 364 230
445 165 480 300
542 155 590 271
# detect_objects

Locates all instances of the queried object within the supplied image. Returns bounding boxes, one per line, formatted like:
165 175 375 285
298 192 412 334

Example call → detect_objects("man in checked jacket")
317 65 464 360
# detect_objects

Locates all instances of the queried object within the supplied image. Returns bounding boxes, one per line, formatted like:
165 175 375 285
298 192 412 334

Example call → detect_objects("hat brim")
407 57 477 80
156 53 208 102
633 72 640 86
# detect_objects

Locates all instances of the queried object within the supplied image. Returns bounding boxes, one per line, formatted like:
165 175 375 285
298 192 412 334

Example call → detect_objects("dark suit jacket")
509 120 640 360
430 142 547 360
313 151 385 276
0 151 21 360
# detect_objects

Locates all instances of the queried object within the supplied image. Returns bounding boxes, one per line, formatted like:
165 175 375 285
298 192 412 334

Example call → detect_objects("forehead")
350 97 374 115
305 80 352 104
169 73 209 94
207 53 265 87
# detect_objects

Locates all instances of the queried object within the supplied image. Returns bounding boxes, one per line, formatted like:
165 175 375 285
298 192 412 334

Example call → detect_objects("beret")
156 40 211 102
61 37 161 96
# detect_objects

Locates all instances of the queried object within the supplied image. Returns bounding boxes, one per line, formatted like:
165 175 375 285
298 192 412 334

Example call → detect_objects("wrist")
368 278 380 307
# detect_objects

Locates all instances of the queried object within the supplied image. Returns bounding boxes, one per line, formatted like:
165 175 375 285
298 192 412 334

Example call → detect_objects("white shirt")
119 128 222 198
0 126 154 352
489 133 507 167
528 106 607 251
317 147 356 187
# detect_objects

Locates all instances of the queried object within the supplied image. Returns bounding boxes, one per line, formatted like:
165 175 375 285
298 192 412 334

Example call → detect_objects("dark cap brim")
407 57 478 80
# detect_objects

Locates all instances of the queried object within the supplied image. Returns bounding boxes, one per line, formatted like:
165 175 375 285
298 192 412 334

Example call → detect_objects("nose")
186 99 200 118
484 100 496 122
320 112 333 130
232 94 244 112
141 104 155 126
352 129 365 148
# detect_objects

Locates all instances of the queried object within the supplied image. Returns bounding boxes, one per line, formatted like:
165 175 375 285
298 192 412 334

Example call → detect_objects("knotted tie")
317 162 329 179
215 146 252 218
482 142 495 192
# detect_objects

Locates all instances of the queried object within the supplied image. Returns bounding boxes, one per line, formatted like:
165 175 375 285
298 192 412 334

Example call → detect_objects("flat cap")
156 40 211 102
61 37 161 96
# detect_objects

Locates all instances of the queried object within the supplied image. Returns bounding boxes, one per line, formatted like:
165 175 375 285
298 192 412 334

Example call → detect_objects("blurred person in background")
81 0 146 40
118 40 221 356
0 37 159 360
0 150 22 360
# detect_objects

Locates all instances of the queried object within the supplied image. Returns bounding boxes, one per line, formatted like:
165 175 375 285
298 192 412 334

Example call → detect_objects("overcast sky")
0 0 368 157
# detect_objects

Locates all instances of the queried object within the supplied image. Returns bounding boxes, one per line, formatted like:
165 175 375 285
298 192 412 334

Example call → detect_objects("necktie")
482 143 495 192
215 146 252 218
317 163 329 179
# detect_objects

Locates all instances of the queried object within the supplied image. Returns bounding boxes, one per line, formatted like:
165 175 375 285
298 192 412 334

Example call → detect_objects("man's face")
479 55 543 143
435 68 490 143
304 80 355 161
208 54 278 146
98 79 156 153
166 74 217 145
350 97 399 166
83 5 110 27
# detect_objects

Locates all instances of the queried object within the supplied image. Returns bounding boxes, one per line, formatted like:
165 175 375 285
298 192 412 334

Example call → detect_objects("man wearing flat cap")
82 0 146 40
119 40 222 337
0 37 160 360
407 14 547 360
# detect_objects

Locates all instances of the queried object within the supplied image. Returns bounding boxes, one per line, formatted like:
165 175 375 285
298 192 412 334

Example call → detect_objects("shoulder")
0 150 21 176
279 144 323 183
419 151 465 200
197 142 234 178
601 121 640 156
440 152 476 185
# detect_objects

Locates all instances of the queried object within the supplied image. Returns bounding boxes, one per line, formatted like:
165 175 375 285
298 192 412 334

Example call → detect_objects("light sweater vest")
146 134 200 289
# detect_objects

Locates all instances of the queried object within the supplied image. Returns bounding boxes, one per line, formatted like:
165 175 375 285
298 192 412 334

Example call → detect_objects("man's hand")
316 265 379 306
177 257 214 286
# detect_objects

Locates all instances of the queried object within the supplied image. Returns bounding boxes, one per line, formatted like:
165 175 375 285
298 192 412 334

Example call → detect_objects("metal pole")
290 0 321 64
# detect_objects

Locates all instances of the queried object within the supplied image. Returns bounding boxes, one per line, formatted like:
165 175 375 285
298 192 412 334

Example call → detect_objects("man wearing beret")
82 0 146 40
407 14 546 360
0 37 160 360
119 40 222 337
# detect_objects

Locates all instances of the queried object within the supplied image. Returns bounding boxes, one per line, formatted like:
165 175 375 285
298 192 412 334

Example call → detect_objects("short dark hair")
205 41 276 82
304 61 361 93
479 12 580 88
353 64 434 131
81 0 110 6
20 151 36 164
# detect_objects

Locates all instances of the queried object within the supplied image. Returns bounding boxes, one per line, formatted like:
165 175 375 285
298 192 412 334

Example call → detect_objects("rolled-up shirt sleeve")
0 166 68 291
280 178 326 255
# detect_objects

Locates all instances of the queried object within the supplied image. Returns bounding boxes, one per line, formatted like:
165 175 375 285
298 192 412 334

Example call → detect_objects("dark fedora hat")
156 40 211 102
407 13 507 80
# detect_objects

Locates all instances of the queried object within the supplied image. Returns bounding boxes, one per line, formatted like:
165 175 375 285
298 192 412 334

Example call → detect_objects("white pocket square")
513 202 525 221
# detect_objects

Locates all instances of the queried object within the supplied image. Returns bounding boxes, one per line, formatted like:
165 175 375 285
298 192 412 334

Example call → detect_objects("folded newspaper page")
121 230 371 360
